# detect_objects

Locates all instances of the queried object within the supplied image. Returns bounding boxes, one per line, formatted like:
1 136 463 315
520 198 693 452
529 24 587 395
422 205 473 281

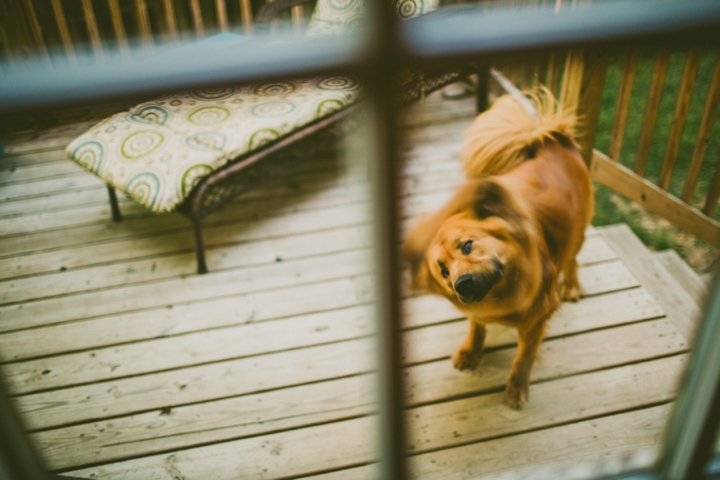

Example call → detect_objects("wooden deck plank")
15 337 376 431
408 404 668 480
403 287 664 365
37 374 378 470
3 265 647 394
0 174 105 202
0 248 376 333
0 234 618 364
305 405 667 480
406 318 686 406
7 303 374 394
0 185 363 259
14 316 685 433
0 223 372 305
39 355 683 472
0 188 132 218
0 248 633 334
0 275 375 362
0 160 85 186
0 201 150 237
0 120 98 155
0 221 608 306
0 165 458 259
62 355 678 480
0 148 68 171
407 355 685 454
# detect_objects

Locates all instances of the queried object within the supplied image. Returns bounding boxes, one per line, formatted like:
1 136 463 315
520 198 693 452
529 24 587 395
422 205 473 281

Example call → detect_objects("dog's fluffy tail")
460 88 577 177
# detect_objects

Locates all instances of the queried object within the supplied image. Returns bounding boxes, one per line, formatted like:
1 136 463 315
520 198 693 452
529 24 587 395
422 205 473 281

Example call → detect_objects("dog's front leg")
452 319 486 371
505 314 550 409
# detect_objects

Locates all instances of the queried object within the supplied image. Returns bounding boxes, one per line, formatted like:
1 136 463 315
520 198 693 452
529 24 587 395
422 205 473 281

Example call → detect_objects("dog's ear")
473 180 521 222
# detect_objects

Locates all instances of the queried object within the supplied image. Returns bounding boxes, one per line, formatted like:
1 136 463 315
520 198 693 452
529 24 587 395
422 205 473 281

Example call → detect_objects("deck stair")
0 90 709 479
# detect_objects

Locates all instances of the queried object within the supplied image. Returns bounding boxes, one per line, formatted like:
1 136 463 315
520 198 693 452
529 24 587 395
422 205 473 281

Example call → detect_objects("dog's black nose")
454 261 504 303
454 274 476 298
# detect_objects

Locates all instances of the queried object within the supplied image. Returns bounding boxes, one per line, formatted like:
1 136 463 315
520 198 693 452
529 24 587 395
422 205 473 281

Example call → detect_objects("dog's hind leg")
559 228 587 302
505 310 553 409
452 319 486 371
560 256 586 302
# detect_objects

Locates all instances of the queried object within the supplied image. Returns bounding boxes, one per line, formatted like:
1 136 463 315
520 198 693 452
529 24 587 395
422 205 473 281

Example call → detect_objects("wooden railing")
493 46 720 249
1 0 308 62
584 48 720 248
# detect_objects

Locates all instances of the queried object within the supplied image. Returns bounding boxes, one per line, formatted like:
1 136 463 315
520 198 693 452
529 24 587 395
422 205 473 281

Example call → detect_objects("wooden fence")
494 46 720 249
0 0 307 61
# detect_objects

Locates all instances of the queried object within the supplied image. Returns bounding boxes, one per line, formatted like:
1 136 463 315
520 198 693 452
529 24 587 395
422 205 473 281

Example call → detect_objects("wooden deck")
0 90 706 479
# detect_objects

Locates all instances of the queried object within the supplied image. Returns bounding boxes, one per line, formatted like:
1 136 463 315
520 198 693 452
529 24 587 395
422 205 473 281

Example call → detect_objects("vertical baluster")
216 0 229 31
537 55 549 89
107 0 129 52
292 5 303 35
163 0 178 40
704 152 720 217
522 61 534 89
634 49 670 176
50 0 76 63
546 52 562 95
81 0 104 59
683 56 720 204
135 0 154 46
240 0 253 35
22 0 49 60
658 47 702 191
608 48 638 162
190 0 205 37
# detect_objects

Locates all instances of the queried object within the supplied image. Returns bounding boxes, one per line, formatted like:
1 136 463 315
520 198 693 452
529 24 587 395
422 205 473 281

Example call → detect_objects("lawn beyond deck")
0 90 704 479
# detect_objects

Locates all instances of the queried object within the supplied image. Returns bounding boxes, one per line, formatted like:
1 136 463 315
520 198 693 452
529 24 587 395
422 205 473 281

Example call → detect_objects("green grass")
590 48 720 271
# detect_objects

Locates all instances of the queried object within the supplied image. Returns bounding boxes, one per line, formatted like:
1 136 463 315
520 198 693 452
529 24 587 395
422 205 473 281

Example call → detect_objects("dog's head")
404 179 540 311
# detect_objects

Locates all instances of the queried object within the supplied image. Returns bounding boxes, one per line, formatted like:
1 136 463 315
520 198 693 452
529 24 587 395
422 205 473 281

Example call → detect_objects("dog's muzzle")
454 259 504 304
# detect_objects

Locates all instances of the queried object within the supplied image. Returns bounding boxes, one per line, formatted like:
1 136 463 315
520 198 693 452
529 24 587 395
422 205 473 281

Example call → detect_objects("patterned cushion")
129 76 361 161
306 0 439 37
66 76 361 214
67 113 228 213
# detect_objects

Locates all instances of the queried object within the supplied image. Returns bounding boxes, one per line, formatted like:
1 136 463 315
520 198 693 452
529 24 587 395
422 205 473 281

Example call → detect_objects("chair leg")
192 217 208 274
476 64 490 113
107 186 122 222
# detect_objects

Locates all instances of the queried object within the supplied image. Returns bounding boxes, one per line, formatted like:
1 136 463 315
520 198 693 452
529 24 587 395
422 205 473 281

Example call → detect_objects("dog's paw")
452 347 483 371
560 283 585 302
505 382 528 410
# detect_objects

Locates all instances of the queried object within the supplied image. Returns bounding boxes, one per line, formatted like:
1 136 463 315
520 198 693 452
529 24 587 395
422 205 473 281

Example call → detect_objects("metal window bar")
2 1 720 479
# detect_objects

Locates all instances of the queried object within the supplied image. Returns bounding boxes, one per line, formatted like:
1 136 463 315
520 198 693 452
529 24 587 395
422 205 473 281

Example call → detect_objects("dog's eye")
461 240 473 255
439 262 450 278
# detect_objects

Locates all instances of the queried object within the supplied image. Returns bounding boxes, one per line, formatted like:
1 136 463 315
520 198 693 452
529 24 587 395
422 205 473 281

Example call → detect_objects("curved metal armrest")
256 0 317 26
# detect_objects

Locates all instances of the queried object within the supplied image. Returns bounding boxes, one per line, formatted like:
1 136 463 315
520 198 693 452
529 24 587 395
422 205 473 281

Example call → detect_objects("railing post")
560 49 609 167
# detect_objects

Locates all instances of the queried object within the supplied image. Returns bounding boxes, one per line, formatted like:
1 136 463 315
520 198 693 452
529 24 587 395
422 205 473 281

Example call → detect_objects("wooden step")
653 249 707 307
598 224 703 341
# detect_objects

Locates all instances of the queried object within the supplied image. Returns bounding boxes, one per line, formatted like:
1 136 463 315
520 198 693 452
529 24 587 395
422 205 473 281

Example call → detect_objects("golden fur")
403 88 594 409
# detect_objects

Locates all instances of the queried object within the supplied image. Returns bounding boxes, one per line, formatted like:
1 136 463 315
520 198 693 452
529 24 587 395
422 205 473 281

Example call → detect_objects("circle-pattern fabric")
66 75 361 213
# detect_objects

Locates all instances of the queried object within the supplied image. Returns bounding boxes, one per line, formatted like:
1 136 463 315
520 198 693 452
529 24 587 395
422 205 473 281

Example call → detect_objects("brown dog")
403 89 594 409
